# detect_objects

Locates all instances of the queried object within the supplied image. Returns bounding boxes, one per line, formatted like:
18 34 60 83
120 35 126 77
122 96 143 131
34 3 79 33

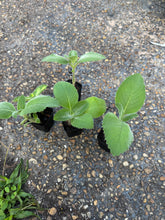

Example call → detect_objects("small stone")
143 153 148 157
72 216 78 220
108 159 113 167
94 200 98 206
144 168 152 174
83 205 88 209
91 170 96 177
99 212 104 218
61 191 68 196
48 207 57 216
133 155 138 160
144 132 150 136
123 161 129 167
47 189 52 194
62 164 68 169
160 176 165 181
43 155 48 160
29 158 38 164
57 155 63 160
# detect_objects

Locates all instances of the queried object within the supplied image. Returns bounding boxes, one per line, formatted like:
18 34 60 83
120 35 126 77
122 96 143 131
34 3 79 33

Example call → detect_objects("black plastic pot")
97 128 110 153
67 79 82 101
62 121 83 137
31 107 54 132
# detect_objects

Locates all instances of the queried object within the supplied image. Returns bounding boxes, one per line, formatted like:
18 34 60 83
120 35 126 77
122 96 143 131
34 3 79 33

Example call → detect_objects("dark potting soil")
62 121 83 137
97 128 110 153
31 107 54 132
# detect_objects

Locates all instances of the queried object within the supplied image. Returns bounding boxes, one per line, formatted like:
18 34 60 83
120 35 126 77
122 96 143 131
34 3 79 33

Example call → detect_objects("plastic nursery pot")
31 107 54 132
67 79 82 101
62 121 83 137
97 128 110 153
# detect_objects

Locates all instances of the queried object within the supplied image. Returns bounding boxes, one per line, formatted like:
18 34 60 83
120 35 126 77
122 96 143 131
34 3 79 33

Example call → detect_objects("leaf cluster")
0 159 41 220
42 50 106 85
0 85 59 126
103 74 146 156
53 81 106 129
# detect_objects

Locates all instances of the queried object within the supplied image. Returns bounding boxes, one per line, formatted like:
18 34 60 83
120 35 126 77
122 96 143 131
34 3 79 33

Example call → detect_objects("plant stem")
72 66 76 86
0 141 10 176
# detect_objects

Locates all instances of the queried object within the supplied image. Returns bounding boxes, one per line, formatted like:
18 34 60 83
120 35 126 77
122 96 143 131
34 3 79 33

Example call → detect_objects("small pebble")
123 161 129 167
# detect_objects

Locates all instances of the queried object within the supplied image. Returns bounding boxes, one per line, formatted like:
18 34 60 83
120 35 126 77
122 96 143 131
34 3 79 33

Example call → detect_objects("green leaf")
1 199 8 211
29 84 47 98
68 50 78 64
85 96 106 118
103 112 134 156
19 191 33 198
0 102 16 119
72 101 89 117
14 210 36 219
42 54 69 64
12 111 19 119
5 186 10 193
17 95 25 110
115 74 145 117
20 95 59 116
78 52 106 63
0 210 6 219
54 109 73 121
10 160 22 181
71 113 94 129
122 113 138 122
11 185 16 191
53 81 78 110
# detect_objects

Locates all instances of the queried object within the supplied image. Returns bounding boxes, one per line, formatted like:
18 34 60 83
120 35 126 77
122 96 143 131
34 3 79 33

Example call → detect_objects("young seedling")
0 159 41 219
42 50 106 86
0 85 59 126
53 81 106 129
102 73 146 156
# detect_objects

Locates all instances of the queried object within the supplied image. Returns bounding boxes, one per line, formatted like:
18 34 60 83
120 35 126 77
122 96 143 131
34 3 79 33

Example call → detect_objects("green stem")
72 66 76 86
0 141 10 176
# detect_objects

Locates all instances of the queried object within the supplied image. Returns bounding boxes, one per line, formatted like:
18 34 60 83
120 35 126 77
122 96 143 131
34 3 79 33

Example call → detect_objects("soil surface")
0 0 165 219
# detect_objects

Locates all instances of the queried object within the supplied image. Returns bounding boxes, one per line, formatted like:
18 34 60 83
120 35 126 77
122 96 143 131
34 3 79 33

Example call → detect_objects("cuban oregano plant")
102 73 146 156
53 81 106 129
0 159 41 220
0 85 59 126
42 50 106 86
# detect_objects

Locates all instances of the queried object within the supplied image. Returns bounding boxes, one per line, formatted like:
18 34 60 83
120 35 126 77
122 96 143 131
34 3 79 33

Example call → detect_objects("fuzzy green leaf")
42 54 68 64
54 109 73 121
53 81 78 110
72 101 89 117
0 102 16 119
103 112 134 156
78 52 106 63
71 113 94 129
14 210 36 219
20 95 59 116
68 50 78 64
115 74 145 118
17 95 25 110
122 113 138 122
85 96 106 118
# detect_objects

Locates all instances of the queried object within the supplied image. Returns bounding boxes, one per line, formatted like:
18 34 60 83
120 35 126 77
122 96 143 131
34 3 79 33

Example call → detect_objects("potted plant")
53 81 106 137
0 85 59 132
41 50 106 100
97 73 146 156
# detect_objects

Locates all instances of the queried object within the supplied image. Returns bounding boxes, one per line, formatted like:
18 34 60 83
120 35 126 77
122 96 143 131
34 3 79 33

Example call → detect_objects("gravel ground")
0 0 165 219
